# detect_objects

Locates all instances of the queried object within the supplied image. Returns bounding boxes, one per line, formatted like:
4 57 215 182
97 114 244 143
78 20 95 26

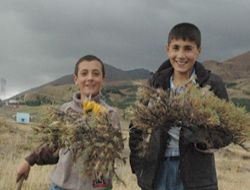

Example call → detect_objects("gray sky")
0 0 249 99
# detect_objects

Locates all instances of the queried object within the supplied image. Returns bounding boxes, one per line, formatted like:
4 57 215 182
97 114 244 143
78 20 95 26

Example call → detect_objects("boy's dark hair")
168 23 201 48
74 55 105 78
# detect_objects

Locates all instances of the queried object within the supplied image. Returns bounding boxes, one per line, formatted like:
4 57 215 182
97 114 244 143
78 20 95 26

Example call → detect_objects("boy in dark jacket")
129 23 230 190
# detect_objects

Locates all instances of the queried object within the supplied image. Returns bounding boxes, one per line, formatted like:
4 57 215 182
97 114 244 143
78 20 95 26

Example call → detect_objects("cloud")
0 0 249 98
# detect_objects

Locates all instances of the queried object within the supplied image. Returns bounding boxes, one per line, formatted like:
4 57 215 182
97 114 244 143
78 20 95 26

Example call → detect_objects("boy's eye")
93 71 101 76
184 46 193 51
80 71 88 76
172 45 179 51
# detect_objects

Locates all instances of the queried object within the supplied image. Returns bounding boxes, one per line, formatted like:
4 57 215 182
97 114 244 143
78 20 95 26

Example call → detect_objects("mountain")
7 63 151 101
204 51 250 81
203 51 250 111
46 64 151 86
4 52 250 111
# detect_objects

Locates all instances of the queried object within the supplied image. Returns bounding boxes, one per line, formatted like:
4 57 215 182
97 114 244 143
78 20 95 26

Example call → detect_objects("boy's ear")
101 77 106 87
165 44 170 55
198 47 201 54
197 47 201 57
73 74 78 85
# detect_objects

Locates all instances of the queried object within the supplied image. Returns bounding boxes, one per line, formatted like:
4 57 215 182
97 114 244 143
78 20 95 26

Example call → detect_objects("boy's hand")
16 160 31 183
182 127 212 153
182 126 233 150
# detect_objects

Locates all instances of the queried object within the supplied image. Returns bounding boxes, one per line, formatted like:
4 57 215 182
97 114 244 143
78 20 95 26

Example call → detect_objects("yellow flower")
83 100 106 114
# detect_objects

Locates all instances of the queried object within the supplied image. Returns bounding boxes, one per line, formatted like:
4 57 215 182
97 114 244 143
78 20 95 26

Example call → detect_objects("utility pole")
0 78 6 100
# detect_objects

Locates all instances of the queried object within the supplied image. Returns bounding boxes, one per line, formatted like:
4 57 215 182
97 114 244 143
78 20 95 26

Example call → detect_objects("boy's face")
166 38 201 78
74 60 104 98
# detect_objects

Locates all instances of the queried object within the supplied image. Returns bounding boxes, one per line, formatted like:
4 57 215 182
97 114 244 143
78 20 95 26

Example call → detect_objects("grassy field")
0 115 250 190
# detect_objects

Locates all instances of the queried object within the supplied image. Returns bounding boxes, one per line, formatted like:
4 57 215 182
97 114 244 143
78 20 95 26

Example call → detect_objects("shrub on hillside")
226 82 238 88
231 98 250 112
24 93 54 106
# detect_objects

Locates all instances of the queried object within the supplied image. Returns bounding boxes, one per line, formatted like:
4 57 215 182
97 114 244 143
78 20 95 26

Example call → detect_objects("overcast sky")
0 0 249 99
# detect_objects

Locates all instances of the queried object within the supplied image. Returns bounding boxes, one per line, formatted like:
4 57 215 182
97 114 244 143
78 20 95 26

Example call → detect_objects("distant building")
8 99 19 105
16 112 30 124
7 99 25 107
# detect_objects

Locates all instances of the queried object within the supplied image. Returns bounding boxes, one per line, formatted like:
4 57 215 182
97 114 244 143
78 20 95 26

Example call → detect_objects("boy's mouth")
86 85 96 89
176 60 187 65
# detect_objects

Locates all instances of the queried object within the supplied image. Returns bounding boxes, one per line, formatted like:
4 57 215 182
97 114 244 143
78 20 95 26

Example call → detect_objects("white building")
16 112 30 124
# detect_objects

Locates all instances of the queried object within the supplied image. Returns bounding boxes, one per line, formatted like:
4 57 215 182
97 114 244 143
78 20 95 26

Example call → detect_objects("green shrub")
231 98 250 112
116 84 138 91
116 96 137 109
25 100 42 106
226 82 237 88
103 87 124 95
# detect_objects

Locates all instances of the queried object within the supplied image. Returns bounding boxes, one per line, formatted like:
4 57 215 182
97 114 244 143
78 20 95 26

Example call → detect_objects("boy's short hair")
168 23 201 48
74 55 105 78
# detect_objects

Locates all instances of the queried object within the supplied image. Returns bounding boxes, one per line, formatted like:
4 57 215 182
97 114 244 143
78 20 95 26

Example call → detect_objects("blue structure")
16 112 30 124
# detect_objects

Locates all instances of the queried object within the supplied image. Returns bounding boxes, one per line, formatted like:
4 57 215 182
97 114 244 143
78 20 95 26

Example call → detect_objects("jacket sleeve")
128 122 143 174
197 127 233 153
182 125 233 154
209 73 229 101
25 143 59 166
25 104 67 166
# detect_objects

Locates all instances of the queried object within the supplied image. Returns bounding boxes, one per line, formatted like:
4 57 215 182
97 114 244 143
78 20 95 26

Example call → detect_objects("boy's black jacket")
129 60 228 190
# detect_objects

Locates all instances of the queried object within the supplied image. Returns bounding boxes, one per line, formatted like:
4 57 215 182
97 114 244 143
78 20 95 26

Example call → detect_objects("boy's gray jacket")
26 92 120 190
129 60 229 190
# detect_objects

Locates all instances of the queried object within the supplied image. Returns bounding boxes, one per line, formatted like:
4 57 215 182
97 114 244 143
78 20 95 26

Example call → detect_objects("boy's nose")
176 50 185 59
86 74 94 80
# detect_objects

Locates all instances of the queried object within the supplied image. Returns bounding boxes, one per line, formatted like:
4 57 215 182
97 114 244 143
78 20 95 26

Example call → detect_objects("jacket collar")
156 60 211 89
194 61 211 86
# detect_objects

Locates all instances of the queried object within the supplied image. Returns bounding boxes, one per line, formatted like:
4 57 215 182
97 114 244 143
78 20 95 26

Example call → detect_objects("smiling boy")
129 23 229 190
16 55 120 190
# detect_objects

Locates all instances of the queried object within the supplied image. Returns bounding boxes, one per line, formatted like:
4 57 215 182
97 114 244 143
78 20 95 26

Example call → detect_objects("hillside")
4 80 144 115
203 51 250 111
45 64 151 86
7 63 150 101
203 60 233 81
204 51 250 81
4 51 250 111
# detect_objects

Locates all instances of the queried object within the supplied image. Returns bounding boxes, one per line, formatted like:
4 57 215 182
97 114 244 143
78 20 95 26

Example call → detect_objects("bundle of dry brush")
34 101 125 182
131 84 250 156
